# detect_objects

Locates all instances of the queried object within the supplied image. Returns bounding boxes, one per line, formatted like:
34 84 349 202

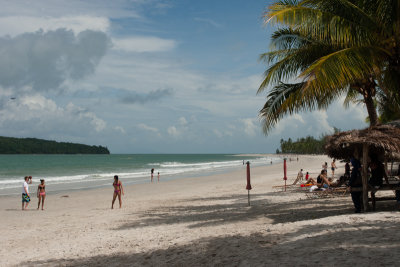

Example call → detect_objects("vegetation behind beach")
0 136 110 154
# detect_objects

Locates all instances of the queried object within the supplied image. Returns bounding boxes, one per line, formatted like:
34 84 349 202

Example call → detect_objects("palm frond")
300 46 389 98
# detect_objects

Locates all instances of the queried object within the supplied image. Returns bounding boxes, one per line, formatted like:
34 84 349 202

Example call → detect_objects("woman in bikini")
112 175 124 209
37 179 46 210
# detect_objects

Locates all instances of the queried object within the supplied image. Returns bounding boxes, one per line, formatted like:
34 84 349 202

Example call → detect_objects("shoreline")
2 154 400 266
0 154 281 197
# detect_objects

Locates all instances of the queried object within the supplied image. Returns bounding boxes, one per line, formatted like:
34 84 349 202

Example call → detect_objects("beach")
1 154 399 266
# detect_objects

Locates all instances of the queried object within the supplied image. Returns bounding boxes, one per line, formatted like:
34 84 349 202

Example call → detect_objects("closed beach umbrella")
246 161 252 190
246 161 251 206
283 158 287 191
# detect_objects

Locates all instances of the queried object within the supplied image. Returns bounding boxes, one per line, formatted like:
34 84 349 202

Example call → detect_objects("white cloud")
0 0 143 20
112 36 177 53
167 126 180 137
138 123 159 133
0 94 108 137
0 16 110 37
0 29 109 92
213 129 233 138
241 118 258 137
194 17 222 28
114 126 126 134
179 117 188 126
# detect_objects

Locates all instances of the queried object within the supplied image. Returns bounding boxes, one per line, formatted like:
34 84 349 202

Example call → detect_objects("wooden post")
362 143 369 212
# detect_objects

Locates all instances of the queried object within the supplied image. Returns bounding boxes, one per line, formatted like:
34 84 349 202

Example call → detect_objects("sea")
0 154 281 196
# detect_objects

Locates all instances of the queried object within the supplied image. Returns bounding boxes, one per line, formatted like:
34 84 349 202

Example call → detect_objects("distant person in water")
22 176 32 210
112 175 124 209
37 179 46 210
158 172 160 182
151 168 154 183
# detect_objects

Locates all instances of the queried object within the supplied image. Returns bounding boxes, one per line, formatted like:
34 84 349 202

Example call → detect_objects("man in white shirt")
22 176 32 210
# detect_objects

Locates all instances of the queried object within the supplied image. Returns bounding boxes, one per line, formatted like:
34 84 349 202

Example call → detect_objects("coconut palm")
258 0 400 133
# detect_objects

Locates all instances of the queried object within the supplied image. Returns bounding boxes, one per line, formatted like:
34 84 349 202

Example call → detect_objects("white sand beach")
1 155 399 266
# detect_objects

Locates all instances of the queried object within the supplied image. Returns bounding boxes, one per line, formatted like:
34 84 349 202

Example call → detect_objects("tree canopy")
0 136 110 154
259 0 400 133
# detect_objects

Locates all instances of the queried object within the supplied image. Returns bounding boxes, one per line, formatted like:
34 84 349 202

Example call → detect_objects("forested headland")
0 136 110 154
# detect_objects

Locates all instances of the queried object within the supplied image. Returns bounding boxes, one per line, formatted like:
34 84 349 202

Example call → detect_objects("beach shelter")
325 120 400 211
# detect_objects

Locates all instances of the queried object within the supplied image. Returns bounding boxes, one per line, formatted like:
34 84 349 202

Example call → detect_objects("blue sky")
0 0 367 153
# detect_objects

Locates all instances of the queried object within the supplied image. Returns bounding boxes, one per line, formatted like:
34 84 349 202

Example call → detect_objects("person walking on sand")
151 168 154 183
112 175 124 209
22 176 32 210
37 179 46 210
331 159 337 178
157 172 160 182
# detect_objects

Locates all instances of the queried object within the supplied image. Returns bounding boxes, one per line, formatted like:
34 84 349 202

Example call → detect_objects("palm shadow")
23 221 400 266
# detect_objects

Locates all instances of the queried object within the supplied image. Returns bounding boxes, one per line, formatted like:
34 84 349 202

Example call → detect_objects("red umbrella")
283 158 287 191
246 161 252 206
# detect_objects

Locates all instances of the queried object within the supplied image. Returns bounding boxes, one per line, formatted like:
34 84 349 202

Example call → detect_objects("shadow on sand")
22 191 400 266
24 221 400 266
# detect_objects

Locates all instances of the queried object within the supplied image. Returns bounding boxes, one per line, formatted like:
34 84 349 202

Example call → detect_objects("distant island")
0 136 110 154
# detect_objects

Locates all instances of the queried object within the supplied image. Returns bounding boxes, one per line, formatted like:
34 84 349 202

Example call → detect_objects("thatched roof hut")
325 120 400 212
325 120 400 161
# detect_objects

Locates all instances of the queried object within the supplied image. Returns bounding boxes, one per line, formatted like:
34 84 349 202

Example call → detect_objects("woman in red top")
111 175 124 209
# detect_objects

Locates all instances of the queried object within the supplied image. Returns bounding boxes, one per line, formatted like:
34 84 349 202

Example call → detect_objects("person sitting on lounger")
304 170 330 188
292 169 304 185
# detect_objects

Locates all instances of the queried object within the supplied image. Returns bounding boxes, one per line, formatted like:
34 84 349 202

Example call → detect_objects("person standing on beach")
157 172 160 182
112 175 124 209
37 179 46 210
331 159 337 178
22 176 32 210
151 168 154 183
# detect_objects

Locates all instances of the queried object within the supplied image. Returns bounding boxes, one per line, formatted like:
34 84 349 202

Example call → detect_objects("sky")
0 0 368 153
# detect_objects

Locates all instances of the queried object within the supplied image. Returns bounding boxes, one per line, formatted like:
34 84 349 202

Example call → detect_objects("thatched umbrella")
325 120 400 161
325 120 400 211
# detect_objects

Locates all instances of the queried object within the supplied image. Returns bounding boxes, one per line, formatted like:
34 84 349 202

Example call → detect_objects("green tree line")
0 136 110 154
276 135 327 155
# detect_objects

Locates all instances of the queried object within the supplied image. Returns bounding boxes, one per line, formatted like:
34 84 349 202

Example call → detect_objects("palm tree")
258 0 400 133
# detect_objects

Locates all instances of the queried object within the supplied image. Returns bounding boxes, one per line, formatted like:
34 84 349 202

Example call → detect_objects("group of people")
21 176 46 210
22 175 125 210
150 168 160 183
298 156 399 213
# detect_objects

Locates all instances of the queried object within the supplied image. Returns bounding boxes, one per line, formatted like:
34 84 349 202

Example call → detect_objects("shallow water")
0 154 281 195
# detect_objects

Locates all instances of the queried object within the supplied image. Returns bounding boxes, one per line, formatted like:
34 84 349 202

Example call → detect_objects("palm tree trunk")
363 83 378 126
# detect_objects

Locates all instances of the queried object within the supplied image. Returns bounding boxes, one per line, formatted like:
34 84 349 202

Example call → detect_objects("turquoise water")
0 154 280 195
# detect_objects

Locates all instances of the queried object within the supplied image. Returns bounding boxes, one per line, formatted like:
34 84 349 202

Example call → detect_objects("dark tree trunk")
355 79 379 127
364 91 378 126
